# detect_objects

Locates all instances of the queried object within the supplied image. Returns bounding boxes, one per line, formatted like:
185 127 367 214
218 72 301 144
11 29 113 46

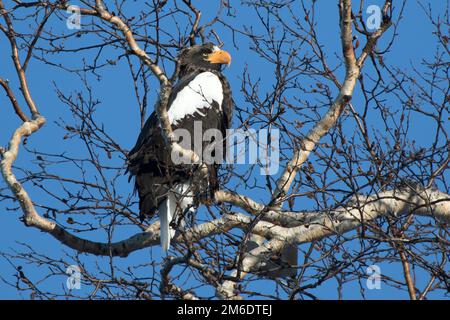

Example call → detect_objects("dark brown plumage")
128 43 233 251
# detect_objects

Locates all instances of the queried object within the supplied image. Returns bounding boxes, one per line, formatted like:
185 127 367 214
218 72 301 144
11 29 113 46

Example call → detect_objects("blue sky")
0 0 448 299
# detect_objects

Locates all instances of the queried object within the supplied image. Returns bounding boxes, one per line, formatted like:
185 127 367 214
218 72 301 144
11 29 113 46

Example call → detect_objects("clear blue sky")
0 1 448 299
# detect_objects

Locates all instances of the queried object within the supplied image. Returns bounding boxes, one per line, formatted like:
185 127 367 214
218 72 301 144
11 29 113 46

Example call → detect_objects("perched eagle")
128 43 233 252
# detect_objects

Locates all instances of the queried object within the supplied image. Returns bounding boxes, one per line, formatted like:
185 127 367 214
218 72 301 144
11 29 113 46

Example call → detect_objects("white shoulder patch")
168 72 223 124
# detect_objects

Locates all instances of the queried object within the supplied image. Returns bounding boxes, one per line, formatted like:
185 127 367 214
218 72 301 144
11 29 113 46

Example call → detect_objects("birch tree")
0 0 448 300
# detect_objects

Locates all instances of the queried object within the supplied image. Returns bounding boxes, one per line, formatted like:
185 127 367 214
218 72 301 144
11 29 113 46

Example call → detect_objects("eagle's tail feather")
160 191 176 252
159 183 194 253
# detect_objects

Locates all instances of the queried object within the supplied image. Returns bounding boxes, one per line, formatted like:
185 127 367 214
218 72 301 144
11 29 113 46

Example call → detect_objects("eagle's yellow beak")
205 49 231 65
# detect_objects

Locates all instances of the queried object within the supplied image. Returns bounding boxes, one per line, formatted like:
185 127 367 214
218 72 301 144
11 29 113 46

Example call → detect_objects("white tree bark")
216 187 450 298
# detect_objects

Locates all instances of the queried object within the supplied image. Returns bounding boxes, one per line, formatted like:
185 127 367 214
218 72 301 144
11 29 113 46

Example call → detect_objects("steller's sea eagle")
128 43 233 252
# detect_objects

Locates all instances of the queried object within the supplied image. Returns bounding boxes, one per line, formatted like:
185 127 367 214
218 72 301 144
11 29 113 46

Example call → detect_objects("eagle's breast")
168 71 223 125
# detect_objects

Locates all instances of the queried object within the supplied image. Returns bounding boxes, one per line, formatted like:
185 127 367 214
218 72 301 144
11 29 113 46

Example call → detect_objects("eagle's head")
178 43 231 77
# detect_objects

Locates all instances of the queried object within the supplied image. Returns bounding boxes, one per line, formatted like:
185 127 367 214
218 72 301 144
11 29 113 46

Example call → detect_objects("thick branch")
217 187 450 298
272 0 393 208
272 0 359 206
